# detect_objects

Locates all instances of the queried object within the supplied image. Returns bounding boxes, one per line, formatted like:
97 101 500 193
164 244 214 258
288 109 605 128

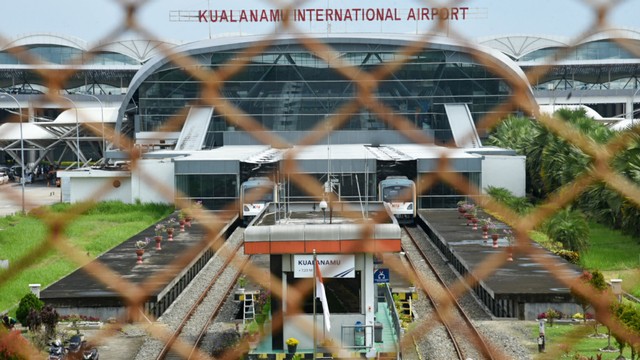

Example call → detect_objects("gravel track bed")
404 226 533 360
134 228 246 360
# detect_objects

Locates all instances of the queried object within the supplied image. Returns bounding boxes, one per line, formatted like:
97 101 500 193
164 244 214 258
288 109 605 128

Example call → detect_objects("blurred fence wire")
1 0 640 359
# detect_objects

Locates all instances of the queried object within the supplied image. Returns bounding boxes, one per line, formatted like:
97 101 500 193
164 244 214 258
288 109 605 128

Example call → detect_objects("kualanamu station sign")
198 7 469 23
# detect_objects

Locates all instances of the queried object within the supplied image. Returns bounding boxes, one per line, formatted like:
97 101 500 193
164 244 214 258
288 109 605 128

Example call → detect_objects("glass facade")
135 43 513 145
417 172 480 208
0 45 139 65
519 40 640 62
175 174 238 209
163 41 506 210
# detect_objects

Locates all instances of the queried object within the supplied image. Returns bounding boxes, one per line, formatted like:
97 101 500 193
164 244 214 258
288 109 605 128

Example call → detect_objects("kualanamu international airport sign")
198 7 469 23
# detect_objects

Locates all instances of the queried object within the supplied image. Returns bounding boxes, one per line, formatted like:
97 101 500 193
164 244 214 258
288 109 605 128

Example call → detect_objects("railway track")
402 226 496 360
154 231 252 360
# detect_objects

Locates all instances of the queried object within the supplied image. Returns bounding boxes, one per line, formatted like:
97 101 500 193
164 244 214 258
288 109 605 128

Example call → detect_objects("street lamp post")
77 93 105 159
606 279 623 350
631 88 640 127
611 279 623 303
1 93 25 213
62 96 80 169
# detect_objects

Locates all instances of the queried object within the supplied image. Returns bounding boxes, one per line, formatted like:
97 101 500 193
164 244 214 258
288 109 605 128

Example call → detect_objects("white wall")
59 157 176 204
481 155 526 197
67 176 131 203
131 159 175 204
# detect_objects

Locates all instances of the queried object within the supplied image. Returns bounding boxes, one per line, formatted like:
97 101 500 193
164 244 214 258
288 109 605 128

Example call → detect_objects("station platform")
247 292 399 359
418 209 581 320
40 212 237 320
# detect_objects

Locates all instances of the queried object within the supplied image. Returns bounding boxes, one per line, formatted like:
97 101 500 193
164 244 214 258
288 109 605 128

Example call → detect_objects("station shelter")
244 201 402 357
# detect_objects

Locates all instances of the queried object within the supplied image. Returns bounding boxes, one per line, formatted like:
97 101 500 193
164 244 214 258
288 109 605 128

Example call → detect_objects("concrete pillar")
364 253 375 347
29 283 41 298
626 98 634 119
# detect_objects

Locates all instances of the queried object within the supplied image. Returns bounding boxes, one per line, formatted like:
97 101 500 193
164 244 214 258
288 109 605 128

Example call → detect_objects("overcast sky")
1 0 638 45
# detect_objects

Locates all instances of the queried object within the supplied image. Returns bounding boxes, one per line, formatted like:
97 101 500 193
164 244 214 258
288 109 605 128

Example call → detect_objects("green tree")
611 302 640 359
489 110 640 241
487 116 545 197
571 270 608 327
15 293 43 326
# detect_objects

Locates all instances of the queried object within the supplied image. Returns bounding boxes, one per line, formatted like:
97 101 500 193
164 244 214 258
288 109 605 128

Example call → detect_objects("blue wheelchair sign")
374 268 390 283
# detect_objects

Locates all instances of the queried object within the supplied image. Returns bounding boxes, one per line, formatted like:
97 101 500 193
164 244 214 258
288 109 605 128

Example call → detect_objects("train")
240 177 277 224
240 175 416 225
378 176 417 225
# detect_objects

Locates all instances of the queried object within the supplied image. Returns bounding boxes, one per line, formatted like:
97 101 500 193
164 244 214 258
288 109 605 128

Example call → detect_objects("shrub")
546 308 560 326
0 328 30 360
554 249 580 264
15 293 43 325
59 314 100 322
485 186 532 214
543 208 590 252
25 309 42 332
40 305 59 339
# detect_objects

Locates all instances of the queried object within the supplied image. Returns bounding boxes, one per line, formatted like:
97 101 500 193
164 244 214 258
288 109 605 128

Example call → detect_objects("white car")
0 171 8 184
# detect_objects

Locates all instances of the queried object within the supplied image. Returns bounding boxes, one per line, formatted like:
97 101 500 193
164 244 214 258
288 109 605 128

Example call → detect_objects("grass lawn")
580 222 640 297
533 322 630 360
0 201 173 314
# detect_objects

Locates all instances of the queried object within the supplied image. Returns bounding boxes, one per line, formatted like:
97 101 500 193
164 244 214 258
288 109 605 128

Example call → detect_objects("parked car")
0 171 8 184
9 165 22 182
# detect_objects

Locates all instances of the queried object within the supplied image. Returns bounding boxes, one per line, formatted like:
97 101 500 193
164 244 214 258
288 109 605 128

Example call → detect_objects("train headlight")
407 203 413 210
243 205 250 212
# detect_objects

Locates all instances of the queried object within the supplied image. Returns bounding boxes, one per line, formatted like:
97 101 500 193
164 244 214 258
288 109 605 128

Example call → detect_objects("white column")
364 253 375 347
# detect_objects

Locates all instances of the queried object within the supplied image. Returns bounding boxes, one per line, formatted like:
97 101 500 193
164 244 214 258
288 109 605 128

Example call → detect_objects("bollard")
538 334 545 352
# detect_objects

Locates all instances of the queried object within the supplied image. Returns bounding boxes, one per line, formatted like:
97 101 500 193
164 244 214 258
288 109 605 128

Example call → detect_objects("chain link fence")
1 0 640 359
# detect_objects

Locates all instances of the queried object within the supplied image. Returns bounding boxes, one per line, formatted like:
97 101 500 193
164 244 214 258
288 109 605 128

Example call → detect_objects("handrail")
381 283 402 353
340 324 373 350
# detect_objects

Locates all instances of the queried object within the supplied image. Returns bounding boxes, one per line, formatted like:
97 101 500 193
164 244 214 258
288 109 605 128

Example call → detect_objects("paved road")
0 182 61 217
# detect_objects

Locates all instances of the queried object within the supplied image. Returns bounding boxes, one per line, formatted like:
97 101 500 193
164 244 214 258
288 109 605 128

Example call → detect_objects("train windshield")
382 185 411 202
245 186 274 203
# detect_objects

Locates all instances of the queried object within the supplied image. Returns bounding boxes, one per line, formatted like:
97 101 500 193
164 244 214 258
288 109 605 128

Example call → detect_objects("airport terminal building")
2 29 640 208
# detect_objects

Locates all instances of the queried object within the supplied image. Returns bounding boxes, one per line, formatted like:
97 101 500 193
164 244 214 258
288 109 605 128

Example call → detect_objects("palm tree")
543 208 590 252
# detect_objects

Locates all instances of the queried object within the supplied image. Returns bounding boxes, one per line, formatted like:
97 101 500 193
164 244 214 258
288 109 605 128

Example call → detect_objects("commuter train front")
378 176 416 225
240 177 277 225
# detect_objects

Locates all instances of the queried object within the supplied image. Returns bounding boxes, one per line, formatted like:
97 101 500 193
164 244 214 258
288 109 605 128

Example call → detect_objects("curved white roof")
0 123 56 140
479 27 640 60
3 33 88 51
1 33 179 63
94 39 179 63
478 35 569 59
53 107 119 124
